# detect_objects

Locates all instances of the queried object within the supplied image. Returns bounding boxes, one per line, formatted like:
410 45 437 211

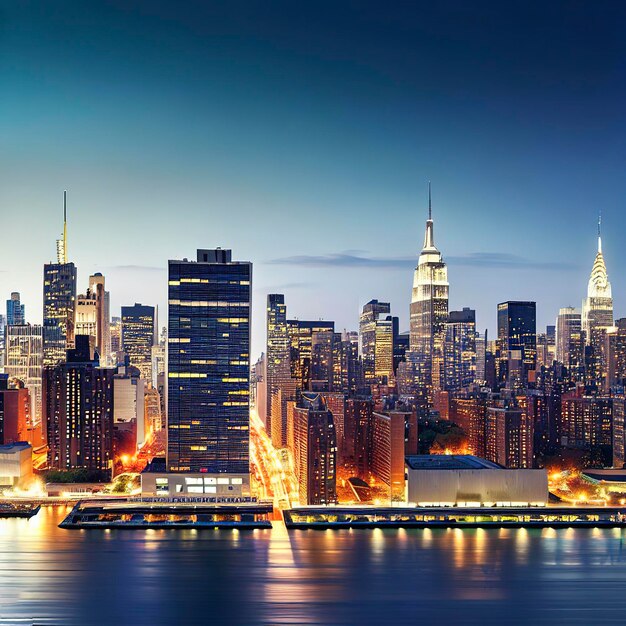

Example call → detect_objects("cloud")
105 265 165 272
446 252 580 271
267 253 414 269
267 251 578 271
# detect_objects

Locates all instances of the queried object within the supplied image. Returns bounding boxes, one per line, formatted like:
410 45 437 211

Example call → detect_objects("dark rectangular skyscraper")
167 249 251 474
44 335 114 471
43 262 77 367
497 301 537 390
121 303 156 383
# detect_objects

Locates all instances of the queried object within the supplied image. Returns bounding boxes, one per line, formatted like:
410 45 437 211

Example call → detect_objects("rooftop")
0 442 32 453
405 455 502 470
583 469 626 484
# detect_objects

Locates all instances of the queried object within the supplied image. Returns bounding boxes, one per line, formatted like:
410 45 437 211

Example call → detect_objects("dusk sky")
1 1 625 358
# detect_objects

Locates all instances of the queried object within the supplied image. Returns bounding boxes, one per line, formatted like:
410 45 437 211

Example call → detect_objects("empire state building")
409 185 449 402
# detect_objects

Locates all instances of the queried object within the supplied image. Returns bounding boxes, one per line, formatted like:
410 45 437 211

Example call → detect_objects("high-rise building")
4 324 43 423
290 392 337 505
167 248 251 476
266 294 292 445
582 219 613 388
287 319 335 392
332 330 362 395
497 301 537 391
555 307 584 375
43 195 77 367
612 395 626 468
370 410 415 501
475 331 487 384
536 325 556 370
451 395 487 457
6 293 25 326
444 308 477 392
121 303 156 385
606 319 626 391
485 405 534 469
110 316 122 361
0 374 30 445
44 335 115 471
409 184 449 403
359 300 394 383
89 274 111 366
560 391 613 464
310 330 336 391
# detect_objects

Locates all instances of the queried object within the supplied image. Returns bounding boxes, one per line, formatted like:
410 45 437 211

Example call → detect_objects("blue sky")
1 1 625 358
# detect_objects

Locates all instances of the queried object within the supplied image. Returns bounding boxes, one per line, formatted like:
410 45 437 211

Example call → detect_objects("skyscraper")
606 319 626 392
43 191 77 367
6 293 25 326
266 294 291 445
4 324 43 422
290 392 337 505
121 303 156 385
287 319 335 392
582 218 613 387
89 274 111 366
555 307 584 372
485 405 534 469
497 301 537 390
409 184 449 402
359 300 394 383
44 335 115 471
167 248 251 476
444 307 477 392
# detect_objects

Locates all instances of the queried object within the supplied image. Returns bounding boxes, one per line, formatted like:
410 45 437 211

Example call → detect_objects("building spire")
56 190 68 264
422 181 437 252
428 181 432 221
63 189 67 263
597 211 602 253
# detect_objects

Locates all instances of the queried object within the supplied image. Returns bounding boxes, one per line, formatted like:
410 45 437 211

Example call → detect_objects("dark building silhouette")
44 335 114 470
167 249 251 474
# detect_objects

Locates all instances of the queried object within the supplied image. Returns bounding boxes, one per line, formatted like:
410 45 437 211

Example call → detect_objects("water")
2 507 626 625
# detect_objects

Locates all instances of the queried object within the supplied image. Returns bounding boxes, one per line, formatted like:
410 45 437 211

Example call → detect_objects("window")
231 478 243 485
205 486 217 494
204 477 216 485
217 477 229 485
185 477 203 485
188 486 203 494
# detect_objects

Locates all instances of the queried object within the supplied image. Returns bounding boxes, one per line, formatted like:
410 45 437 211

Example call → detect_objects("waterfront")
2 508 626 624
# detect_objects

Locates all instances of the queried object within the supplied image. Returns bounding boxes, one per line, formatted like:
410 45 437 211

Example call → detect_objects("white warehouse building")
405 455 548 507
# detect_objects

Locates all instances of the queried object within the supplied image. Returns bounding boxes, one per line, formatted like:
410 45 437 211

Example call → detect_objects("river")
2 507 626 625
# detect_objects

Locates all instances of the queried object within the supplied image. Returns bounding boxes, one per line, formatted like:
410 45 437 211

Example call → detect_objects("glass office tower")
497 301 537 390
121 303 156 384
43 263 77 367
167 249 251 474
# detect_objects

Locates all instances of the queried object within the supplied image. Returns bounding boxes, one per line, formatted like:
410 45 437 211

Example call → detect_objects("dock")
283 505 626 529
59 500 274 529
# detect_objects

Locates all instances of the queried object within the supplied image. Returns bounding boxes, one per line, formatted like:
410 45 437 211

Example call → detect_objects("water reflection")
2 510 626 624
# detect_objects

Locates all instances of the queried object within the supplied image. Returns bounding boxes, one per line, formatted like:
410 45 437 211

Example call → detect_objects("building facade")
290 393 337 505
121 303 156 385
44 336 115 471
167 248 251 476
497 301 537 391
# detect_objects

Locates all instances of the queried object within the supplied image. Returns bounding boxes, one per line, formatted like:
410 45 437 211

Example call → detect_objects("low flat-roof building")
140 457 251 501
405 454 548 507
0 442 32 488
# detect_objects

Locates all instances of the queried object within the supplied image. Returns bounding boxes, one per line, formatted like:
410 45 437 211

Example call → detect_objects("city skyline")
1 2 626 360
0 188 619 361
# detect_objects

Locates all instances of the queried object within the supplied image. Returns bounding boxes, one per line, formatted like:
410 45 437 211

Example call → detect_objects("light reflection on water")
2 509 626 624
